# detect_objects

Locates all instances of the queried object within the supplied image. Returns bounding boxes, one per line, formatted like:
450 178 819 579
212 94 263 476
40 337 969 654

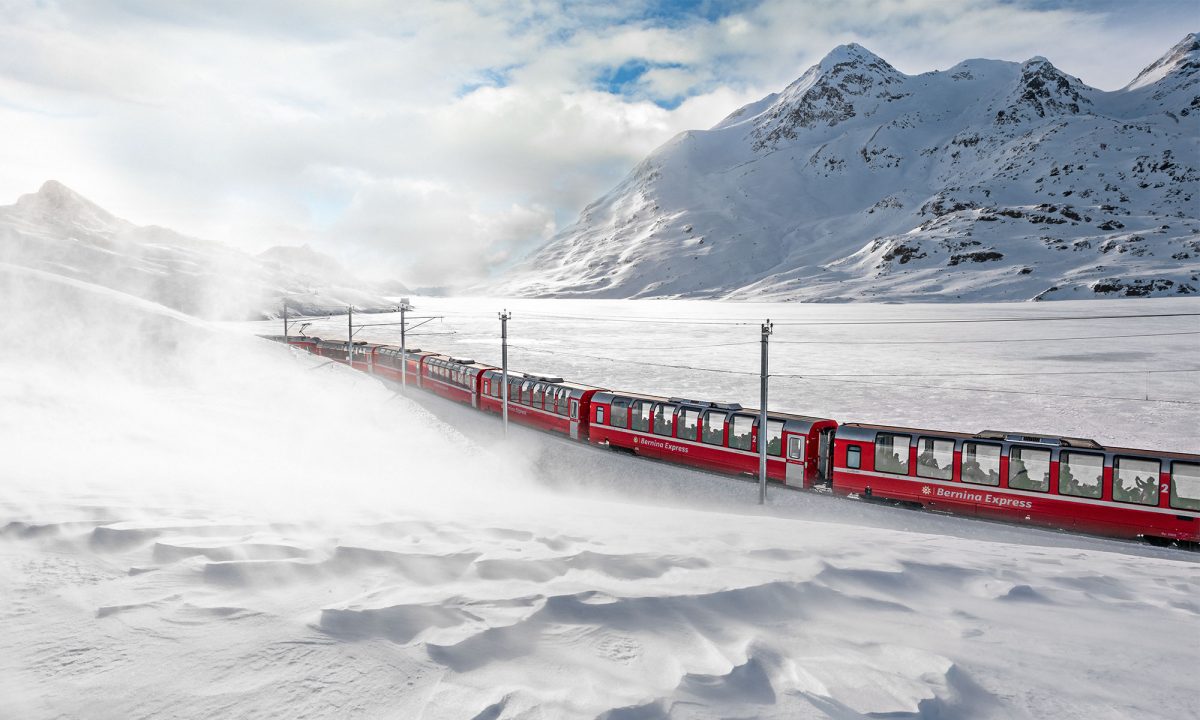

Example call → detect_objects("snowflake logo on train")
922 486 932 496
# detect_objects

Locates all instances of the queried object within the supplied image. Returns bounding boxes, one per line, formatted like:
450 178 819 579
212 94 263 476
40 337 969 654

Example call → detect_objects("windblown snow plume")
0 181 397 320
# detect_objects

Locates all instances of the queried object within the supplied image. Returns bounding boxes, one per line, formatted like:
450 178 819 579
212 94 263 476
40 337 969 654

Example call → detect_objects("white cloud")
0 0 1192 288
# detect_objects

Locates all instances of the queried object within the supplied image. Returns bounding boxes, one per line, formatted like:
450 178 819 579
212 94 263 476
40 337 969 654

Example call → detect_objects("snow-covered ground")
3 266 1198 719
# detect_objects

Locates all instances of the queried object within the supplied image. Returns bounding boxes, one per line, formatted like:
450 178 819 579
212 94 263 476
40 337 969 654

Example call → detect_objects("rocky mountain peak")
12 180 124 232
995 56 1092 125
751 42 907 151
1127 32 1199 90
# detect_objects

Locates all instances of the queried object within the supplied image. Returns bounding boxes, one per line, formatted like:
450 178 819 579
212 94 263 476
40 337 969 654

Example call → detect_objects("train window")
1113 457 1161 506
915 437 954 480
766 420 784 456
610 399 629 428
521 381 533 405
701 412 725 445
847 446 861 469
678 409 699 441
961 442 1001 486
652 404 675 436
787 435 804 460
631 401 651 432
557 390 570 415
1008 446 1050 492
1059 452 1103 498
875 434 911 475
533 384 545 408
1170 462 1200 511
596 406 606 425
729 415 753 451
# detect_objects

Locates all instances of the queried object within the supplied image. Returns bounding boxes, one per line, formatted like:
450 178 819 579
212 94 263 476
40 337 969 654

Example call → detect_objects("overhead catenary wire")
782 368 1200 379
786 375 1200 406
772 330 1200 345
503 343 1200 403
488 310 1200 327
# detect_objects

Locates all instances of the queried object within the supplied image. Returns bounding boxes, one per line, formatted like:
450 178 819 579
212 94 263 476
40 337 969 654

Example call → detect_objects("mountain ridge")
493 35 1200 302
0 181 396 319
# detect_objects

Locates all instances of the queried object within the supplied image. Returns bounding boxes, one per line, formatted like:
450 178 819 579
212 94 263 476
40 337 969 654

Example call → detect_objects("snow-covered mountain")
0 181 396 319
495 35 1200 301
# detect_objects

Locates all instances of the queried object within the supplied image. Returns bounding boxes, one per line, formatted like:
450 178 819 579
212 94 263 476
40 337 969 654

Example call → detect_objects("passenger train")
277 335 1200 546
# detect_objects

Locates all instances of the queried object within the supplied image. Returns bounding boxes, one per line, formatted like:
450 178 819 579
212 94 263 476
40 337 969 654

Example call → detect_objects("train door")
569 398 580 440
818 428 835 484
785 433 806 487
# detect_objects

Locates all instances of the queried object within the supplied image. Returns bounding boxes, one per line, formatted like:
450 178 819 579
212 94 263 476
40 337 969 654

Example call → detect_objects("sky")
0 0 1195 288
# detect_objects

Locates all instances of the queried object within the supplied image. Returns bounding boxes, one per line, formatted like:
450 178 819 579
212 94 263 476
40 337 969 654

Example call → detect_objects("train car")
832 424 1200 543
421 355 496 408
478 371 602 440
286 336 320 354
588 391 837 488
348 342 383 373
374 347 434 387
314 339 350 363
260 334 321 354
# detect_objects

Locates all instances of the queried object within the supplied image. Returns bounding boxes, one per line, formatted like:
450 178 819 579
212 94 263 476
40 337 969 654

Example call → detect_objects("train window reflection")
678 409 699 441
1171 462 1200 511
1059 452 1103 498
916 437 954 480
875 434 910 475
961 442 1001 486
1113 457 1160 506
652 405 675 436
610 399 629 428
787 435 804 460
729 416 753 451
701 412 725 445
766 420 784 457
1008 446 1050 492
631 401 650 432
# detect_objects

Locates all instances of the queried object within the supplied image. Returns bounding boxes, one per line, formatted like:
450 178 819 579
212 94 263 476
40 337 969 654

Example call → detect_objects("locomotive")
276 336 1200 545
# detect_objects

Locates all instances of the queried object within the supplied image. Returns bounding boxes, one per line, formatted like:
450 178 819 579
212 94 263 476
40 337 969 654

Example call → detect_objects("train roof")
839 422 1199 459
424 354 498 371
483 368 603 391
594 389 835 425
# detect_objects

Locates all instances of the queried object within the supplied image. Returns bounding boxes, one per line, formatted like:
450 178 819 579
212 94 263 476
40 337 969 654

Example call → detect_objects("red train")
271 336 1200 546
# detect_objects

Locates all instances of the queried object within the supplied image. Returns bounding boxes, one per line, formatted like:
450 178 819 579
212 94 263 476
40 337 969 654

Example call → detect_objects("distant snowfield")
3 266 1198 719
286 294 1200 453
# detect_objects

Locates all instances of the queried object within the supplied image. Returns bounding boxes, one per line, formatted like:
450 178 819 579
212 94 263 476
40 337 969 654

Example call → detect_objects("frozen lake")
264 295 1200 452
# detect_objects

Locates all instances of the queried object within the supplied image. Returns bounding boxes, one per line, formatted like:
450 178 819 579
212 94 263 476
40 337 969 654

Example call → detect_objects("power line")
773 330 1200 345
772 312 1200 326
506 344 757 376
788 375 1200 406
505 344 1200 386
783 368 1200 379
473 310 1200 328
